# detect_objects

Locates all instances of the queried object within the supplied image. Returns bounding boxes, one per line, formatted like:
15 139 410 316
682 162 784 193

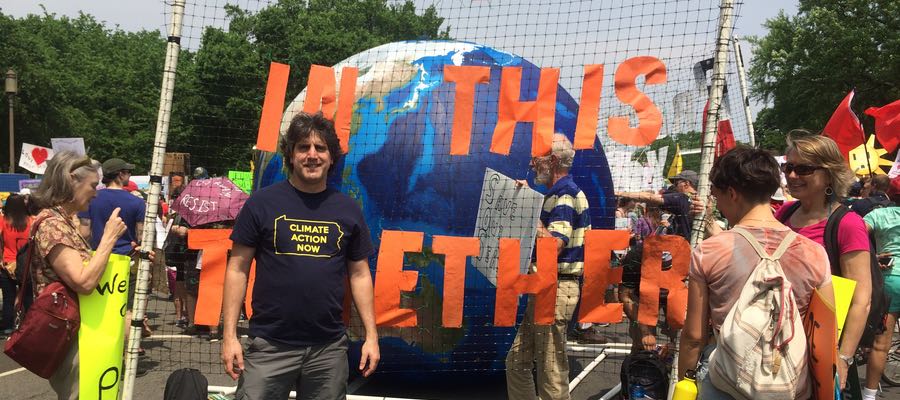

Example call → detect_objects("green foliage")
748 1 900 136
633 131 703 174
0 11 165 171
0 0 448 174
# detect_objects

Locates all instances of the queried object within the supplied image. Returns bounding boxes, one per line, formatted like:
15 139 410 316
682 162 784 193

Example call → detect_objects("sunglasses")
781 163 824 176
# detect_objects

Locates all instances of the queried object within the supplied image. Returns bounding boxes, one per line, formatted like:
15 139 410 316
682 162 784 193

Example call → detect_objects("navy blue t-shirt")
230 181 374 346
661 192 692 240
78 189 146 255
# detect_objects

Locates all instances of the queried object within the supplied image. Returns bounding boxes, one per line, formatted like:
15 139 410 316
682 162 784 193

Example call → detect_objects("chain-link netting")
133 0 746 397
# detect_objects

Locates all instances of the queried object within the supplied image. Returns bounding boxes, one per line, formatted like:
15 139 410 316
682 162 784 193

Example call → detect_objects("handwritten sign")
804 289 837 400
50 137 86 156
228 170 253 193
79 253 130 400
19 143 54 174
472 168 543 286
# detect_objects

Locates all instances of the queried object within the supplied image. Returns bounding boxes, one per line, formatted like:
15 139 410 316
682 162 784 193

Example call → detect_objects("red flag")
701 100 736 158
865 100 900 153
822 90 865 160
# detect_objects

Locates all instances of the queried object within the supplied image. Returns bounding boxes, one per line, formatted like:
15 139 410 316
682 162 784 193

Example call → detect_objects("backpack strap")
775 201 802 224
731 226 797 262
824 205 848 276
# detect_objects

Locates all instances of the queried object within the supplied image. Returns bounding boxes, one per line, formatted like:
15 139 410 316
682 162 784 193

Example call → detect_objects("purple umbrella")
171 177 250 227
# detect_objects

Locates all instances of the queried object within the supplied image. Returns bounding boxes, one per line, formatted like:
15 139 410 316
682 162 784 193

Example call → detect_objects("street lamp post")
5 69 17 173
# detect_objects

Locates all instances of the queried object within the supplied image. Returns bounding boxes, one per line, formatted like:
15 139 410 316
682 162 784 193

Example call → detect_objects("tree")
748 1 900 138
175 0 450 174
0 11 166 172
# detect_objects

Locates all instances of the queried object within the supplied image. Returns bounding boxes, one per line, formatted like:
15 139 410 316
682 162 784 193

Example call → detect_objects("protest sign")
50 137 86 156
472 168 543 286
19 143 54 174
805 289 837 400
832 276 856 339
78 253 130 400
228 170 253 193
18 178 41 192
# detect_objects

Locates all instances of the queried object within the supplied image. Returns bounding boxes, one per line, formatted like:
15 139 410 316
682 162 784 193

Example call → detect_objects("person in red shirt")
0 194 33 335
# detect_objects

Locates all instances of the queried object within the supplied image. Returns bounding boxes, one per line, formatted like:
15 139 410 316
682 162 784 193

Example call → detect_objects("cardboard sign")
228 170 253 193
472 168 544 286
78 253 131 400
805 289 837 400
19 143 55 174
832 276 856 339
50 137 86 156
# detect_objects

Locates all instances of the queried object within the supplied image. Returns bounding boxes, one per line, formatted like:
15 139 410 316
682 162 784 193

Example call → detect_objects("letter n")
494 237 558 326
303 65 358 153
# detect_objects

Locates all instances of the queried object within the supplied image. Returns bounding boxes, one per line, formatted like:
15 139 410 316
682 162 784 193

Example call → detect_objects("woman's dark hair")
3 194 30 232
710 146 781 204
280 112 342 176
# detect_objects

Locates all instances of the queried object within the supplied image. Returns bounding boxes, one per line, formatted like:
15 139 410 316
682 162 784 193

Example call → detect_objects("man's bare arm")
221 243 255 380
615 191 664 206
348 258 380 377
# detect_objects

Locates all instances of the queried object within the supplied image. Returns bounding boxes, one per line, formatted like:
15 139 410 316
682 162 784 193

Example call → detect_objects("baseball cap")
670 170 699 189
102 158 135 174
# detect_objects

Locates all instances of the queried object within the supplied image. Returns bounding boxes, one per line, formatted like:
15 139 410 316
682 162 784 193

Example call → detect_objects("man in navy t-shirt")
222 112 379 400
79 158 146 254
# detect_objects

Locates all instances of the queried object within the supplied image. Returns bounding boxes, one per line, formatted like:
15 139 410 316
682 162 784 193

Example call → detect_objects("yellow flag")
79 253 131 400
667 143 683 178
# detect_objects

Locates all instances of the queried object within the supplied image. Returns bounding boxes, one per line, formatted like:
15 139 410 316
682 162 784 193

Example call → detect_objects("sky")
2 0 799 145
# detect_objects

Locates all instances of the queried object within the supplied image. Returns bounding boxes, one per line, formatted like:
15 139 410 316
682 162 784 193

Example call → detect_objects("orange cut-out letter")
578 230 629 324
444 66 491 155
574 64 604 150
256 62 290 152
637 235 690 328
244 260 256 318
491 67 559 157
494 237 558 326
432 236 480 327
187 229 233 327
302 65 358 153
373 230 423 327
608 56 666 146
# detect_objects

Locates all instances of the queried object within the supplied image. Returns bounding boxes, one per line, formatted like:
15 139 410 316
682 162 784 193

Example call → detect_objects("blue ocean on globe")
256 40 615 373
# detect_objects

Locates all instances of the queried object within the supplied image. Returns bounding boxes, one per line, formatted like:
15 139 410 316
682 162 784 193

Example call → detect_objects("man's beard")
534 170 551 185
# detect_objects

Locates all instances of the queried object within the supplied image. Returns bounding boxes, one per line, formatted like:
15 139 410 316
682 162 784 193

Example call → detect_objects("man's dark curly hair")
710 146 781 204
280 112 343 175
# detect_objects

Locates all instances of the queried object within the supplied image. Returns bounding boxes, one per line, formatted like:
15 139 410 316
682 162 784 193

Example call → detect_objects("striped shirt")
540 175 591 275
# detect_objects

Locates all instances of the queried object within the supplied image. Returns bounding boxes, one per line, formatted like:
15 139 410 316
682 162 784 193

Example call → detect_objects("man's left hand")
359 338 380 377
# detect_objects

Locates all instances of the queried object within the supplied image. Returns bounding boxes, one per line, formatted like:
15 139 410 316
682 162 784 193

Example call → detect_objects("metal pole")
6 95 12 173
732 37 755 147
689 0 735 248
121 0 185 398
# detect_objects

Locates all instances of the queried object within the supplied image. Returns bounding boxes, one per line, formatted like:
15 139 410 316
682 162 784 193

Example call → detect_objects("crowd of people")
1 117 898 400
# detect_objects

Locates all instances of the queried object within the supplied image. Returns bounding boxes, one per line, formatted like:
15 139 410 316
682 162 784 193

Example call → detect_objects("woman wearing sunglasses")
774 134 872 391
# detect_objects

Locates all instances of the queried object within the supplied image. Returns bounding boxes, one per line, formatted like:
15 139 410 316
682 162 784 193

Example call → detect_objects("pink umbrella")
171 177 250 227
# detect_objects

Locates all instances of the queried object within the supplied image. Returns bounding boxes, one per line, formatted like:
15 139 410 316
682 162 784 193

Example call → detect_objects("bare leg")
866 312 898 389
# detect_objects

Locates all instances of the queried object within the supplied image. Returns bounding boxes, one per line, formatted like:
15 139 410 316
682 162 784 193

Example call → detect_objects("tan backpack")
708 227 810 400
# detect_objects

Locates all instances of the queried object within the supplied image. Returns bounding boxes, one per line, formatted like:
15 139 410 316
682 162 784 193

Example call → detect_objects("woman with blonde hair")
774 133 872 390
28 151 127 399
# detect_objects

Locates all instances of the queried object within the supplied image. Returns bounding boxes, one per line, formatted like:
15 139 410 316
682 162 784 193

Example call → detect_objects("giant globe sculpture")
255 40 615 373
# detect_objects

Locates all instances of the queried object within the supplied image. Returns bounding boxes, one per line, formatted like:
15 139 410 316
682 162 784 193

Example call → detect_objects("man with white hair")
506 133 591 400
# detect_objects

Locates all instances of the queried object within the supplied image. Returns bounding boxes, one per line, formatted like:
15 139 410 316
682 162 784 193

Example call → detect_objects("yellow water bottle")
672 369 698 400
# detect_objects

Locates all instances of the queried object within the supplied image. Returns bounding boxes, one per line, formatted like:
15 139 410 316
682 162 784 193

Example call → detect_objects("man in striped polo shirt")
506 133 590 400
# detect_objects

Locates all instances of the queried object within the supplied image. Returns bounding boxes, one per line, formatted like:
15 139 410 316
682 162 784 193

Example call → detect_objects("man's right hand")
101 208 127 243
222 336 244 380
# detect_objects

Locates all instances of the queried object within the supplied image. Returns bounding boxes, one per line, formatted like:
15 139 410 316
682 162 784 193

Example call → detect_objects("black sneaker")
206 332 223 342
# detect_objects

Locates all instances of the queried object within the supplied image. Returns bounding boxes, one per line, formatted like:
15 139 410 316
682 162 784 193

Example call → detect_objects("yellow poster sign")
78 253 130 400
832 275 856 339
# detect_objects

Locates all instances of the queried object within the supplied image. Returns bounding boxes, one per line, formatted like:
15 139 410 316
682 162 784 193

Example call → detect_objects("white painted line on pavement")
0 367 25 378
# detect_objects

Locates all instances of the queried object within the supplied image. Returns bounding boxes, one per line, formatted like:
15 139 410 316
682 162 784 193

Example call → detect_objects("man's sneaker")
206 332 223 342
573 326 609 344
175 318 188 328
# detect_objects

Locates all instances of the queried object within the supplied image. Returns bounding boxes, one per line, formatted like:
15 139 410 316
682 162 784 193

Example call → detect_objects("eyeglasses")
780 163 824 176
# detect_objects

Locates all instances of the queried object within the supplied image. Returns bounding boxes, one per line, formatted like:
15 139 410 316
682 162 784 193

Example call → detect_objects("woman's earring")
824 186 834 200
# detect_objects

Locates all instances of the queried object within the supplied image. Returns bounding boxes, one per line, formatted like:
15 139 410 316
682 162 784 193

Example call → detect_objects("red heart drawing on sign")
32 148 49 165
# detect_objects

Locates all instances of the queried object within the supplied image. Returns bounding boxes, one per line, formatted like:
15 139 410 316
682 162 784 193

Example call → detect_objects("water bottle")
672 369 698 400
630 383 645 399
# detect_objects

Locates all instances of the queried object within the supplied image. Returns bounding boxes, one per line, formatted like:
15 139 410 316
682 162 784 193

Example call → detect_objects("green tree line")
749 0 899 151
0 0 448 175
